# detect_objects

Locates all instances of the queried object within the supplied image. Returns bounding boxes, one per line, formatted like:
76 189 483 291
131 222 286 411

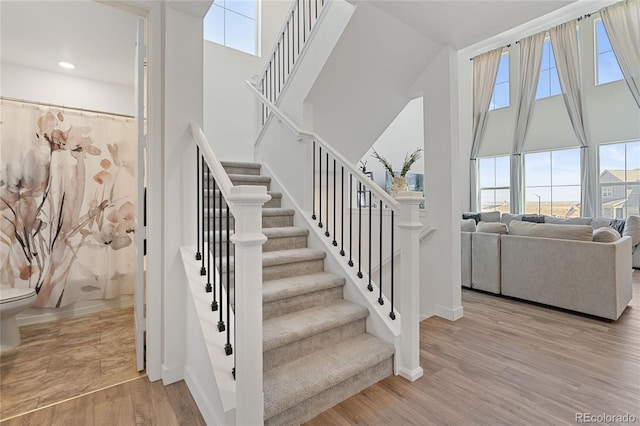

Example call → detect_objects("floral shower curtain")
0 100 137 308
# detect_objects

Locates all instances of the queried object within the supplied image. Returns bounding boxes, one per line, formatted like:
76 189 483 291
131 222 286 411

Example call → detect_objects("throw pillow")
609 219 626 235
462 213 482 224
500 213 522 225
590 217 612 229
476 221 508 235
593 227 621 243
522 215 545 223
623 215 640 246
480 211 501 223
460 219 476 232
508 221 593 241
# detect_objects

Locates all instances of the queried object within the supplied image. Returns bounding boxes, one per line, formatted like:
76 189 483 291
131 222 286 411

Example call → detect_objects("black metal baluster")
378 201 384 305
340 167 345 255
206 169 212 293
389 210 396 320
332 159 337 245
357 180 362 278
325 152 329 238
196 148 202 261
312 141 316 220
277 42 281 95
348 174 354 267
218 187 224 329
318 146 323 229
211 179 218 311
367 189 373 292
302 0 306 42
200 158 206 276
224 205 233 356
287 22 290 75
315 0 318 18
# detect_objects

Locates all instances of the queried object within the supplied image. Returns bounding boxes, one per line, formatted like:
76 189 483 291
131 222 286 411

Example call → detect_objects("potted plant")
371 148 423 196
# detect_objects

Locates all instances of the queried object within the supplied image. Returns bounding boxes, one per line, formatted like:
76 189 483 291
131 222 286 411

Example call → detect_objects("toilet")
0 286 37 351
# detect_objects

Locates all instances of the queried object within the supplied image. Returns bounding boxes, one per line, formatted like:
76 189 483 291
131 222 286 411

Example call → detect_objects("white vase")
391 176 408 196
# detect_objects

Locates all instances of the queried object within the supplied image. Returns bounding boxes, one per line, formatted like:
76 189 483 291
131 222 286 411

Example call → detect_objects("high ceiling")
0 1 139 87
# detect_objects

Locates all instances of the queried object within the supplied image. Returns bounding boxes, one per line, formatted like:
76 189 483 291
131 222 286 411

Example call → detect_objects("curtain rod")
0 96 135 119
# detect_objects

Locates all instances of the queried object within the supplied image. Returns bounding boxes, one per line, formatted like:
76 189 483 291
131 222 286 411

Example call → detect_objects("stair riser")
203 214 294 230
206 176 270 190
265 357 394 426
222 259 325 284
263 286 343 321
221 166 261 176
264 318 365 370
263 235 308 253
204 193 282 209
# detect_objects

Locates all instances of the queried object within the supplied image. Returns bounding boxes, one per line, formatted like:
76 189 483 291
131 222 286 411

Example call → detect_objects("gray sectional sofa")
460 213 638 320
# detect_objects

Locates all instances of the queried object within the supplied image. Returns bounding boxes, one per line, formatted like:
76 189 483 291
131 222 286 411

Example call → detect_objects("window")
489 54 510 110
595 19 624 85
524 148 581 217
478 156 510 213
204 0 257 56
599 141 640 218
536 39 561 99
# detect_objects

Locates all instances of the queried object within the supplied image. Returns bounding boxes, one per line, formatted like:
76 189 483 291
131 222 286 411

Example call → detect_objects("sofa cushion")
590 217 612 229
507 220 593 241
461 218 477 232
522 215 546 223
544 216 592 225
593 227 621 243
623 215 640 246
476 221 508 234
463 211 500 223
500 213 523 225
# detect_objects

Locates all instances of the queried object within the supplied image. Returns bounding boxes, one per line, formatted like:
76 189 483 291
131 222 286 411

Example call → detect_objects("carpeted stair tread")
224 248 325 272
220 161 261 170
263 272 344 303
227 174 271 184
263 300 367 351
263 226 309 239
263 333 395 420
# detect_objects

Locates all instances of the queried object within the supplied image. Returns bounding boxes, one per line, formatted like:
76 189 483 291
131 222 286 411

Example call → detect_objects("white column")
228 185 271 426
396 191 424 382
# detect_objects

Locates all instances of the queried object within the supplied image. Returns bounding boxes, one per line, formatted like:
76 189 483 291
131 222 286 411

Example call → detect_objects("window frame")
477 155 511 212
535 37 562 100
598 140 640 218
594 18 624 86
204 0 259 56
489 52 510 111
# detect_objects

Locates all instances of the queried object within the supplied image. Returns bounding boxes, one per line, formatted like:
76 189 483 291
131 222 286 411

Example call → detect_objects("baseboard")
17 295 134 326
435 305 464 321
161 364 184 385
398 366 424 382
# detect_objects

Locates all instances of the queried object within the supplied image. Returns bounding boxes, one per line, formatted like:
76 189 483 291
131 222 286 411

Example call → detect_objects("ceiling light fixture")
58 61 75 69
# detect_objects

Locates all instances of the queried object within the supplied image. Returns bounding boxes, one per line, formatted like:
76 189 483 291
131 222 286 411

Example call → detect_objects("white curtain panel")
511 32 546 213
549 20 597 217
601 0 640 109
469 47 503 211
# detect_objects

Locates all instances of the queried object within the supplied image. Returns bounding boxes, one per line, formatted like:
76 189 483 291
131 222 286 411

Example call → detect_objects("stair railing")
245 82 425 381
190 123 270 424
258 0 328 126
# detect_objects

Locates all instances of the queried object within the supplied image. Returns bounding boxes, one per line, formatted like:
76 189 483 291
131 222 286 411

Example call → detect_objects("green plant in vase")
371 148 423 196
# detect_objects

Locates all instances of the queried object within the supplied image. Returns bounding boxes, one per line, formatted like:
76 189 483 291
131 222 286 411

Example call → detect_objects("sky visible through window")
595 20 624 85
204 0 257 56
536 40 561 99
489 54 509 110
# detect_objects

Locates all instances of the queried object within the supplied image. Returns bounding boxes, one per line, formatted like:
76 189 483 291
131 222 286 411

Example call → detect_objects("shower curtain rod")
0 96 135 119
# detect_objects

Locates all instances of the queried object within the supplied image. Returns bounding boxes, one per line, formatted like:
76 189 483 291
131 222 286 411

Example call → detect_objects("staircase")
217 160 395 425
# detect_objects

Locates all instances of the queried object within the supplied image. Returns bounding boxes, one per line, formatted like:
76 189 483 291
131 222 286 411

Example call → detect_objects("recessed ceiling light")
58 61 75 69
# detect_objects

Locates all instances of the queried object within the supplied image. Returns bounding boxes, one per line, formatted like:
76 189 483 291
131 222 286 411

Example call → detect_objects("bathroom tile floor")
0 306 144 421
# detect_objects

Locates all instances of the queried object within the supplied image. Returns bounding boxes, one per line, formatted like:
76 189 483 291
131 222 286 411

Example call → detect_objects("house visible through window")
599 141 640 218
204 0 257 56
524 148 581 217
595 19 624 85
489 53 510 110
536 38 561 100
478 156 510 213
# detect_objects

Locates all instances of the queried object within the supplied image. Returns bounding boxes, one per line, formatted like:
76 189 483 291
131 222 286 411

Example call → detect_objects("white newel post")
396 191 424 382
227 185 271 426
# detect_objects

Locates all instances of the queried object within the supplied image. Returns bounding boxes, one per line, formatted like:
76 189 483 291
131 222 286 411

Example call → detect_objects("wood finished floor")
0 306 145 421
306 270 640 425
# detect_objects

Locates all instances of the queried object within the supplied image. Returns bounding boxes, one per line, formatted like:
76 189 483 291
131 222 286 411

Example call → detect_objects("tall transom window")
204 0 258 56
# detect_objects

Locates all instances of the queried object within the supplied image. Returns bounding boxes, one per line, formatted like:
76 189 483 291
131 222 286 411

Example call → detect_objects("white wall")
360 97 424 189
203 0 291 161
0 62 134 116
